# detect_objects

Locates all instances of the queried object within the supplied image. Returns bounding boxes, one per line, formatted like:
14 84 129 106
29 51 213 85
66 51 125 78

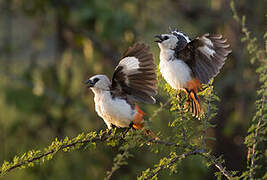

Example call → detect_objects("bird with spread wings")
155 30 231 118
85 43 157 136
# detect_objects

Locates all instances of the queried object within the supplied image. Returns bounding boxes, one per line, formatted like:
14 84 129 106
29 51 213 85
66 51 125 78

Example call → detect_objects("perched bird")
155 30 231 118
85 42 157 135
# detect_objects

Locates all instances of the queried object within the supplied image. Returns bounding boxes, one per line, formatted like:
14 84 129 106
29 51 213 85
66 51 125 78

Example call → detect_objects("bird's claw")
122 122 134 139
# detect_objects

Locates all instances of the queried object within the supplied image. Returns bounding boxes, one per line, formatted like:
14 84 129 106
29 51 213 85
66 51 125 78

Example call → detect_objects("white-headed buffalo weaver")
155 30 231 118
85 43 158 137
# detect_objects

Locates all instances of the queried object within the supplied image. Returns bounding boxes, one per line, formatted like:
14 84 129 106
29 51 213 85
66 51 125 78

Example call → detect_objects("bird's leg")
105 124 116 137
100 127 112 140
192 90 199 102
185 88 191 98
183 88 192 111
122 122 134 139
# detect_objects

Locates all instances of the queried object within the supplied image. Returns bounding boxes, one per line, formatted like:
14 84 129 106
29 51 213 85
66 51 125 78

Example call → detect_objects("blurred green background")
0 0 265 179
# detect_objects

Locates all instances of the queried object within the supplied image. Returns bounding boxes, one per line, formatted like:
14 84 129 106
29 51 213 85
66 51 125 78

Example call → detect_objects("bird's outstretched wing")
111 42 157 104
175 34 231 84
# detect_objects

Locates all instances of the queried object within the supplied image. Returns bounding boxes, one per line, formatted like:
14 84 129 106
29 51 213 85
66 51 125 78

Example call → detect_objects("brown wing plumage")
111 42 157 104
176 34 231 84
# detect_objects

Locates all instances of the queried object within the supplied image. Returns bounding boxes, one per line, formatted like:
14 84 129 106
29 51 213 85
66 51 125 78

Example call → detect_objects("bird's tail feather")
132 105 159 140
132 105 145 130
185 90 203 119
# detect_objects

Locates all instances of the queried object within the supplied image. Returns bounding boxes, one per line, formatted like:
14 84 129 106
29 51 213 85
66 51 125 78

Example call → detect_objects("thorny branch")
0 129 195 176
141 144 234 180
231 1 266 179
179 96 187 142
0 126 234 180
249 96 266 179
0 131 111 175
202 84 212 150
144 149 204 180
105 150 130 180
202 154 233 180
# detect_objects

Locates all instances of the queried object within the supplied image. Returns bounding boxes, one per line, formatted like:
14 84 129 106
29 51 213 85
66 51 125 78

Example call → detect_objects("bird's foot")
122 122 134 139
99 129 110 140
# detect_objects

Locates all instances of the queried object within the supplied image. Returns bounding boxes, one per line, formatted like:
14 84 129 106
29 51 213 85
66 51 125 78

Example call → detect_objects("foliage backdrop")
0 0 266 179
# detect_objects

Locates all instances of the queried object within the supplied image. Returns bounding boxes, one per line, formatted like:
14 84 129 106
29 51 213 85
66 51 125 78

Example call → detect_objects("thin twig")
148 98 172 122
179 95 187 142
202 154 233 180
174 93 187 142
144 149 204 180
213 160 233 179
148 139 177 146
0 131 111 174
105 150 129 180
249 96 265 179
202 83 212 150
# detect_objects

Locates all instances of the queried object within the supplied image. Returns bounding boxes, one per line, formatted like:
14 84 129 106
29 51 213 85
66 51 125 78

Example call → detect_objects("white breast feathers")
159 50 192 90
93 91 136 129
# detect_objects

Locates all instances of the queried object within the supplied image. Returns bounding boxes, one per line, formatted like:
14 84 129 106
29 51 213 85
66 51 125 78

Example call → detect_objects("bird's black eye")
93 78 99 83
163 36 169 40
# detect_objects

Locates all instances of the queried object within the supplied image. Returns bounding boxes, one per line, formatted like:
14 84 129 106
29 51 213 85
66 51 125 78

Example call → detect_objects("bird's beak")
154 35 163 43
84 79 94 88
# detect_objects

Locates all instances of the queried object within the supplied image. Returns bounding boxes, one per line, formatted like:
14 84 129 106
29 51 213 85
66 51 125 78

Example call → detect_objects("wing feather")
111 42 157 104
176 34 231 84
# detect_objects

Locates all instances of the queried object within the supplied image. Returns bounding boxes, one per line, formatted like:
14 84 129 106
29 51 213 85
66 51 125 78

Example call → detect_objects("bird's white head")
155 30 190 51
85 74 111 92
